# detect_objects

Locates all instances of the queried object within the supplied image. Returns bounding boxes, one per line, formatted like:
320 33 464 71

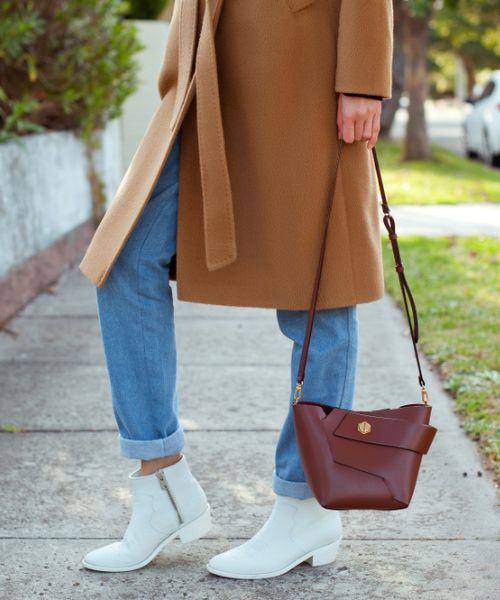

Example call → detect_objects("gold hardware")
293 382 303 405
421 385 429 406
357 421 371 435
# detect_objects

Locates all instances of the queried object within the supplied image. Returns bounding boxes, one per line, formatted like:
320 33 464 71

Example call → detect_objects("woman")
79 0 393 579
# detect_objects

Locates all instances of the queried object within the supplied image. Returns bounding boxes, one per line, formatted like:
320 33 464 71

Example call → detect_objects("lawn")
381 235 500 482
375 138 500 204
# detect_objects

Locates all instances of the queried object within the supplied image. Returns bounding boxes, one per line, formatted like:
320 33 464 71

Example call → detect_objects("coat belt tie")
170 0 237 272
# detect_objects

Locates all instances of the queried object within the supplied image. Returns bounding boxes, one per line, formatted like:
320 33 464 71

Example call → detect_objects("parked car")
463 70 500 167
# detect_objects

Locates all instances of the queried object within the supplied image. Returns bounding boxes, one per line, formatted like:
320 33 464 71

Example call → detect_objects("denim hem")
272 469 314 500
119 426 185 460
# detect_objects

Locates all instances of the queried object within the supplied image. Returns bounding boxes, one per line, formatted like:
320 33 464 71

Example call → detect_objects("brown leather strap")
295 140 427 396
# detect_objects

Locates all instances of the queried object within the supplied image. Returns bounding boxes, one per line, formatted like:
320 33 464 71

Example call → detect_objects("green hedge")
124 0 171 20
0 0 142 143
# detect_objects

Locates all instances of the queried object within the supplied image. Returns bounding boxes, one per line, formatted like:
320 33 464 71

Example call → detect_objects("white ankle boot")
207 494 342 579
82 455 211 572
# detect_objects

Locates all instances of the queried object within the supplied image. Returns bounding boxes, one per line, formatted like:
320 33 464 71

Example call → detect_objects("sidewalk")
0 264 499 599
387 202 500 237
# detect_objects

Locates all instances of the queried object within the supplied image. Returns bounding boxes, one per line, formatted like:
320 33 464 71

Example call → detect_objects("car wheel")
463 125 478 159
483 130 500 168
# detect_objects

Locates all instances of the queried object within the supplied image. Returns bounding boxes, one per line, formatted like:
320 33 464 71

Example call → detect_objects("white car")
463 70 500 168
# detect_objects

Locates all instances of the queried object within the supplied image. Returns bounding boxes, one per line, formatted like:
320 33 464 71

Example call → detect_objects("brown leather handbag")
293 140 438 510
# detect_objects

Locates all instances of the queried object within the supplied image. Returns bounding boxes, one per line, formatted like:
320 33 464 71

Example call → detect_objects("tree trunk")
458 52 476 98
402 6 433 160
381 0 405 137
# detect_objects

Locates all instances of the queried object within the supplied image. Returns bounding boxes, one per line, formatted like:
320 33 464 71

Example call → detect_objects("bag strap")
293 140 429 406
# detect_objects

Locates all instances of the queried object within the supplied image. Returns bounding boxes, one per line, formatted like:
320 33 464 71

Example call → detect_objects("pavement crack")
0 536 495 542
0 428 280 434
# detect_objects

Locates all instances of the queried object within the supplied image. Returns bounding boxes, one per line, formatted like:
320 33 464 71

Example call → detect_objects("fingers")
337 94 382 149
362 114 373 143
343 118 356 144
366 107 381 150
354 109 367 142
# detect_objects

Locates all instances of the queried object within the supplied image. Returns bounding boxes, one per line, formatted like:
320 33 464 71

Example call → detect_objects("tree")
398 0 499 160
381 0 406 137
432 0 500 97
401 0 435 160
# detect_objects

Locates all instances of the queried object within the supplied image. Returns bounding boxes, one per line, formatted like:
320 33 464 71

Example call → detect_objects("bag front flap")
327 408 437 455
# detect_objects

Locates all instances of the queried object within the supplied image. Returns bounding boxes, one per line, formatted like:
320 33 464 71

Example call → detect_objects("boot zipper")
155 471 184 525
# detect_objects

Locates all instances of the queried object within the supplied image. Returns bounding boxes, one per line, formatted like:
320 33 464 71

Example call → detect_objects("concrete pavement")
388 202 500 237
0 264 499 599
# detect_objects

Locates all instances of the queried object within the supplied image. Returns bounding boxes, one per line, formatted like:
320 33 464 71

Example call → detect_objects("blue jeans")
95 128 358 500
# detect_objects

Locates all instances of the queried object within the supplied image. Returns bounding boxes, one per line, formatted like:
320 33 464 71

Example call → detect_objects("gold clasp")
357 421 371 435
421 385 429 405
293 382 303 405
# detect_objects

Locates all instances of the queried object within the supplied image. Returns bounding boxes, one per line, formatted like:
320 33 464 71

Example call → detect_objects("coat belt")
169 0 237 272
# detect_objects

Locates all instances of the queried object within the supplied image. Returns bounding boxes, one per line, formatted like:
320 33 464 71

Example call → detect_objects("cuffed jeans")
95 127 358 500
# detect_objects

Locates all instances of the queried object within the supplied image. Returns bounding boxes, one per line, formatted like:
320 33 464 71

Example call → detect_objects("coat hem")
174 284 385 311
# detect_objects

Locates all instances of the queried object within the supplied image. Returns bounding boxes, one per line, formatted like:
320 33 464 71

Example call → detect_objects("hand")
337 93 382 150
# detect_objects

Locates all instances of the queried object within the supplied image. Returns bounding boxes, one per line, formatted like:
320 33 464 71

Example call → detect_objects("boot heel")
179 505 211 544
306 538 341 567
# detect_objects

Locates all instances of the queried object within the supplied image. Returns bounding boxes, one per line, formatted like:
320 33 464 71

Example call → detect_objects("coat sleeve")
342 92 384 101
335 0 394 100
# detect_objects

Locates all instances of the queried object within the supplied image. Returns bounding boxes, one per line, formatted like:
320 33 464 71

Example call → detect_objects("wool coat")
78 0 394 309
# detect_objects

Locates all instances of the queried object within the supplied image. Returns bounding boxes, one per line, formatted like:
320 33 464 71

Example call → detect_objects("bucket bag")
292 140 438 510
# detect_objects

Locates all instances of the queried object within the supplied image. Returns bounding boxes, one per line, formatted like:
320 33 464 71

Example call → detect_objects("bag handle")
293 140 429 406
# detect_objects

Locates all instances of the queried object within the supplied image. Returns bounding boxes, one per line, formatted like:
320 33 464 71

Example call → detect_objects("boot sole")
82 504 211 572
206 536 341 580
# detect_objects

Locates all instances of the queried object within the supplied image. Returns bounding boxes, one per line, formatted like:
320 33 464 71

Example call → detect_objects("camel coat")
78 0 394 309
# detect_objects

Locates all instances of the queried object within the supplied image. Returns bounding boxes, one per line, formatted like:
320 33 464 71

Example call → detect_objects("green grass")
375 138 500 204
0 423 25 432
382 235 500 481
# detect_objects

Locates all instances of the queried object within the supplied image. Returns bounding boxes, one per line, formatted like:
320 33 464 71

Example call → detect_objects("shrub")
0 0 142 144
124 0 171 20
